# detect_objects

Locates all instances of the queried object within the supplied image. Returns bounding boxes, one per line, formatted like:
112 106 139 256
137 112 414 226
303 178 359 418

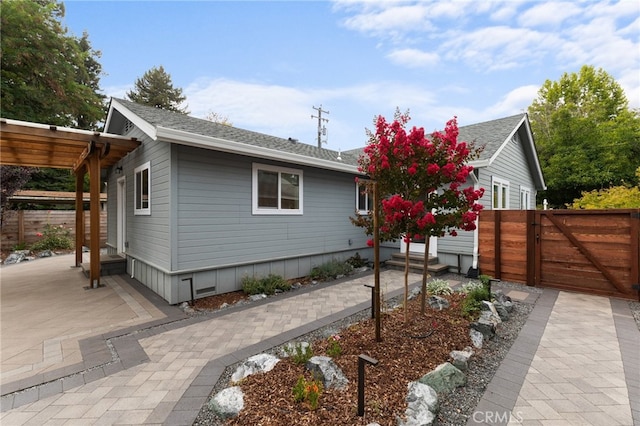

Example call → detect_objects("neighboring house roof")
105 98 360 174
105 98 544 189
459 113 546 190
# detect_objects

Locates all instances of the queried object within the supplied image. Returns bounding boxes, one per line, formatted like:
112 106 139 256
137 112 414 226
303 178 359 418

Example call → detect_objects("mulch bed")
224 292 472 425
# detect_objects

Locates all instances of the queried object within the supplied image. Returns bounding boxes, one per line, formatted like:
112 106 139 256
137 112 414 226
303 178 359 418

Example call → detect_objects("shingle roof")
457 114 526 161
111 98 360 166
110 98 529 171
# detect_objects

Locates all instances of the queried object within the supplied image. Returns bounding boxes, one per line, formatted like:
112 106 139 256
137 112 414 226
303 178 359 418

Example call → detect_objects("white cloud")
485 84 540 118
387 48 439 68
517 2 582 28
341 4 431 34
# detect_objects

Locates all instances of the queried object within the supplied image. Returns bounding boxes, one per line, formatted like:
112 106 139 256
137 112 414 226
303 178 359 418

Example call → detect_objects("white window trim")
356 181 373 215
134 161 151 216
520 186 532 210
252 163 303 215
492 176 510 210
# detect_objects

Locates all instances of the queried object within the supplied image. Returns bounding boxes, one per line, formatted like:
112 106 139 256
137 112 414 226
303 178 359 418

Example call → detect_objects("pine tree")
127 66 189 114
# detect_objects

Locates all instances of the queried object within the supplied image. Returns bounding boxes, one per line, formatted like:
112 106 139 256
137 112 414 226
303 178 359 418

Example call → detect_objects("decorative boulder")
470 311 498 340
480 301 502 324
428 296 450 311
231 353 279 383
306 356 348 389
469 329 484 348
408 286 421 301
493 302 510 321
398 381 438 426
449 347 474 372
418 362 466 393
208 386 244 420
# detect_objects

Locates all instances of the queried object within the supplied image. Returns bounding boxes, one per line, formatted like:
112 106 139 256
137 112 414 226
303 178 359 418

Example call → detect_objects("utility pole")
311 105 329 148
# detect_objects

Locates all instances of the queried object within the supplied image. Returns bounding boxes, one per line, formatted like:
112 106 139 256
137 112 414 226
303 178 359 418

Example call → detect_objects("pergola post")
75 167 85 267
88 150 101 288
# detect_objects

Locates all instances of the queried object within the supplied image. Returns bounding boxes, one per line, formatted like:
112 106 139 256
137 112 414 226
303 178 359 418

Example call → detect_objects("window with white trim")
520 186 531 210
356 181 373 214
492 177 509 210
252 163 303 215
134 162 151 215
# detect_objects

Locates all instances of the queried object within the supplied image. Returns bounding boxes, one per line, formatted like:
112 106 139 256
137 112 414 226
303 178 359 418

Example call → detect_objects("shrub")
310 259 353 281
326 335 342 358
292 376 323 410
241 274 291 295
459 281 484 294
284 342 314 365
30 224 73 251
346 252 367 268
426 278 452 295
460 285 490 319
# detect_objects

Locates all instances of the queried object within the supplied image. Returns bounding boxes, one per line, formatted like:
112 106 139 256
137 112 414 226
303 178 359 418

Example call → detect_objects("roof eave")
156 126 361 174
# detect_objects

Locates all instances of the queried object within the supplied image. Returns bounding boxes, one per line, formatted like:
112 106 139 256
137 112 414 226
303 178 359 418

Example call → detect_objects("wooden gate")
479 209 640 300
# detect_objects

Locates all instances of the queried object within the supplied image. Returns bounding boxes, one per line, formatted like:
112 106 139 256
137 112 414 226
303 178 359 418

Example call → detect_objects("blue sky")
63 1 640 151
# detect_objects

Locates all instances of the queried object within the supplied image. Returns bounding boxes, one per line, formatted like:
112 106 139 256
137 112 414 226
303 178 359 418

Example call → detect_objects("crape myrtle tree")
352 110 484 325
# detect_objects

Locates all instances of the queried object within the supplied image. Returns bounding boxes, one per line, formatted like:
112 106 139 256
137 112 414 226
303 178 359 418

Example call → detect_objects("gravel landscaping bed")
192 276 542 425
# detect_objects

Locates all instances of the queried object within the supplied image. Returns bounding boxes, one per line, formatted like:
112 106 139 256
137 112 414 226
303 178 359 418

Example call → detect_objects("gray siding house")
104 98 379 304
433 114 546 275
104 99 544 303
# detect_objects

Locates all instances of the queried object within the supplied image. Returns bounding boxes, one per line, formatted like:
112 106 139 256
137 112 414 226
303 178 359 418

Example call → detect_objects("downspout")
131 258 135 279
471 170 480 270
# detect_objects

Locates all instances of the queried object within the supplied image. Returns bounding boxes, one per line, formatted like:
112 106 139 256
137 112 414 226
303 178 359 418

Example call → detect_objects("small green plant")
479 274 493 295
346 252 367 268
12 242 27 251
310 259 353 281
241 274 291 295
284 342 314 365
326 335 342 358
460 281 484 294
292 375 323 410
426 278 452 295
460 285 490 319
30 224 73 251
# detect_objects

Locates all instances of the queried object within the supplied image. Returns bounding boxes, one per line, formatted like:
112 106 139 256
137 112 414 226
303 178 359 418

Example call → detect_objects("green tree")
528 65 640 207
570 167 640 209
1 0 105 127
127 66 188 114
1 0 105 201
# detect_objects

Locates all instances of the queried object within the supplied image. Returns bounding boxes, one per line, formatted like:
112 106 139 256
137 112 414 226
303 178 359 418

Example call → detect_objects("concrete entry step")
386 252 450 275
81 254 126 277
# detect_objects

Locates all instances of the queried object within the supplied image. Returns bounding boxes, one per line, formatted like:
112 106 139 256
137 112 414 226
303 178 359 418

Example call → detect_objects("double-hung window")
134 161 151 215
492 176 509 210
356 181 373 214
252 163 303 215
520 186 531 210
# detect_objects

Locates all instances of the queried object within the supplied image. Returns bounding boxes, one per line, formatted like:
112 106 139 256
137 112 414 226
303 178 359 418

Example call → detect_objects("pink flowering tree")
352 109 484 323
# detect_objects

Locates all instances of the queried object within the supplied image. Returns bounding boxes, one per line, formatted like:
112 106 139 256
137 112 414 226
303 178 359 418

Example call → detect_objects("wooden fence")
0 210 107 251
479 209 640 300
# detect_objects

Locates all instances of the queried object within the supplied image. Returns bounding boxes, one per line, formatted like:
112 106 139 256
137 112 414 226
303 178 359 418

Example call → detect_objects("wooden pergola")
0 118 140 288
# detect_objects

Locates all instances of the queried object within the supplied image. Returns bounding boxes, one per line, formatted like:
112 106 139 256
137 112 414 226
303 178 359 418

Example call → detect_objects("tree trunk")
404 235 410 324
420 238 431 314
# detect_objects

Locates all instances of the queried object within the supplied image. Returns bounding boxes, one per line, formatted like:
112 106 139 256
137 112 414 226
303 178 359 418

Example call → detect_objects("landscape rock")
208 386 244 420
481 301 502 324
38 250 53 258
249 294 267 301
231 353 279 383
493 302 510 321
418 362 466 393
408 287 421 301
469 329 484 348
428 296 450 311
306 356 348 389
4 251 29 265
470 313 497 340
449 347 474 372
398 381 438 426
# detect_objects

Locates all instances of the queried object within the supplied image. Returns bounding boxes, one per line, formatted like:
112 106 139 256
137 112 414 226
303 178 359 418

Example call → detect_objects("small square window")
134 161 151 215
252 163 303 215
